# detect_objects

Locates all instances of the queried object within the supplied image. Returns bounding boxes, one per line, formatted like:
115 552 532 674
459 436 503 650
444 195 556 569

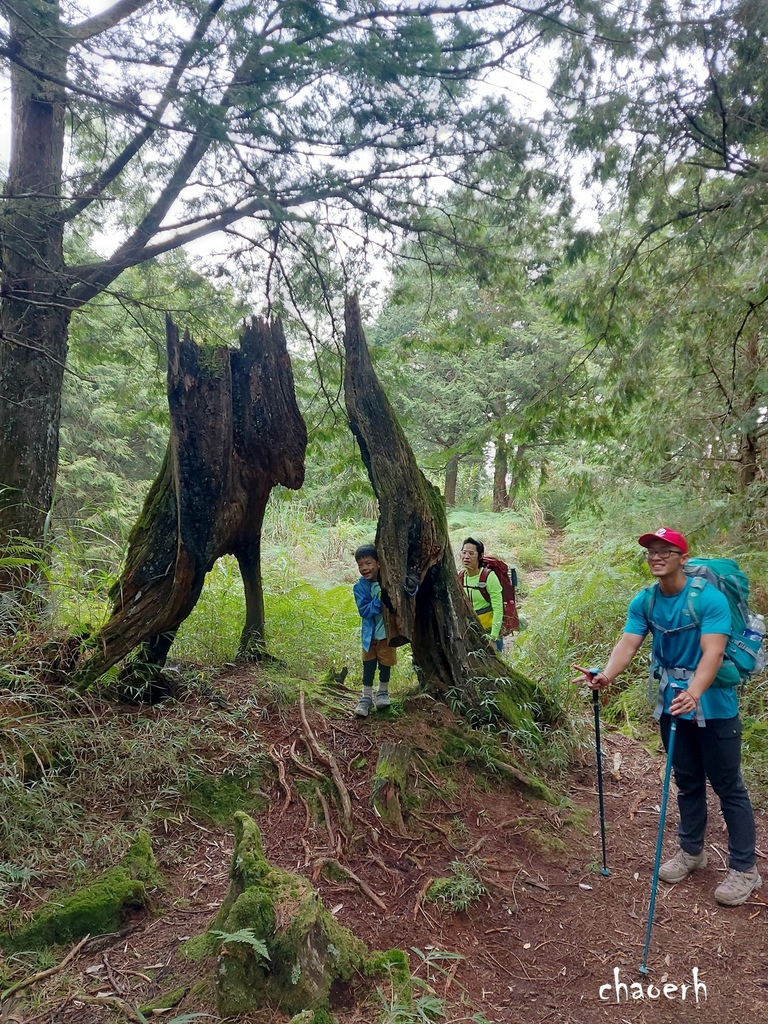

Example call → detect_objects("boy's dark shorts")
362 639 398 666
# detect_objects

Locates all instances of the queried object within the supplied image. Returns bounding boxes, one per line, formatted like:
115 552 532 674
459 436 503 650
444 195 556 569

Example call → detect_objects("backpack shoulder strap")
685 576 706 627
643 582 658 624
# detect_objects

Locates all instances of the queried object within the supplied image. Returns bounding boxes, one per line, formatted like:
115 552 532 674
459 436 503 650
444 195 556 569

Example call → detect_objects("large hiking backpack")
460 556 520 635
643 557 765 688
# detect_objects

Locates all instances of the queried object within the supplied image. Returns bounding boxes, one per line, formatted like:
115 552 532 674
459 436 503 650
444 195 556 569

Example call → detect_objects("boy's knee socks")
362 660 377 690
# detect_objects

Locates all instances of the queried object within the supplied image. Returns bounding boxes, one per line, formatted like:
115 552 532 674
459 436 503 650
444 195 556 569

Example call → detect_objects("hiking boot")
374 691 391 710
354 697 372 719
658 848 707 884
714 866 762 907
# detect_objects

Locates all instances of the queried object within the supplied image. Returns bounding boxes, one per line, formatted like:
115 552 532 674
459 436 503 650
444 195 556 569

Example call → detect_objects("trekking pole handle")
669 683 697 721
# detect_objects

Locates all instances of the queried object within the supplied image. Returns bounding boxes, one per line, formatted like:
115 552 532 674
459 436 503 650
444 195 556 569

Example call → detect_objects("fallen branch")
69 994 145 1022
102 952 128 997
1 934 90 1000
299 691 353 833
312 857 388 912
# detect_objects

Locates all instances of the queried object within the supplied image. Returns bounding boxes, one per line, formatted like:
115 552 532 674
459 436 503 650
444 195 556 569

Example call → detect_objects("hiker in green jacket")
459 537 504 651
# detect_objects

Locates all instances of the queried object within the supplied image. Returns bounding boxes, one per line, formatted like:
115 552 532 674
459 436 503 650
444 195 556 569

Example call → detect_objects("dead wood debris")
312 857 388 912
1 934 90 1001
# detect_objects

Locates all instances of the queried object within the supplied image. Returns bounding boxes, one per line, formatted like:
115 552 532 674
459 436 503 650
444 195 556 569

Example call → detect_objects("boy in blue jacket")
353 544 397 718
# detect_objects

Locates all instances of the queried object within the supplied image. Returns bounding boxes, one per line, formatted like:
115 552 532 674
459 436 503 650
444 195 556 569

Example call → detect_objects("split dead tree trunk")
343 295 553 729
75 315 306 693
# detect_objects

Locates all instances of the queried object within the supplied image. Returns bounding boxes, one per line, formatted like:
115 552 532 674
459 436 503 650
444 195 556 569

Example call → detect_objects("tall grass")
0 676 270 876
446 505 548 574
507 552 657 748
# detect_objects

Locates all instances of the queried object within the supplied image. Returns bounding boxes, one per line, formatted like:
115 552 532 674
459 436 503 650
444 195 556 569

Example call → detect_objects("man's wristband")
590 667 613 684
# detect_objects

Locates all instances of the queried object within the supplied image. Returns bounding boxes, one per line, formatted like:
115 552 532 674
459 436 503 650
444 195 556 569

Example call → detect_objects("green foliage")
134 1012 211 1024
426 859 488 913
371 181 599 510
0 833 158 951
375 947 496 1024
446 507 547 572
0 674 271 878
211 928 270 961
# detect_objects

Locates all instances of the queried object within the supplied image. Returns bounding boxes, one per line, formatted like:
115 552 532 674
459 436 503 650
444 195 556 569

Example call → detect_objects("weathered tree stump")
76 315 306 690
211 813 367 1016
371 742 410 836
343 294 556 729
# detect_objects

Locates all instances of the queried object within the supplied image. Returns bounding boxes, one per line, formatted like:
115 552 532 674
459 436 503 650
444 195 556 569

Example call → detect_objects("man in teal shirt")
576 528 760 907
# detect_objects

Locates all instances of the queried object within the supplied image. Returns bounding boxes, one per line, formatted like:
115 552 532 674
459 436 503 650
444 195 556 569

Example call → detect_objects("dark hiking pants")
659 714 756 873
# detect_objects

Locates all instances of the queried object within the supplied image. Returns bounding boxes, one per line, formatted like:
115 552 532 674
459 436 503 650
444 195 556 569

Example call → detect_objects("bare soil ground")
8 664 767 1024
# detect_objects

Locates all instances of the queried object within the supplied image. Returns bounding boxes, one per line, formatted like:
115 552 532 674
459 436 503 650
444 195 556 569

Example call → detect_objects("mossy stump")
371 742 410 836
0 832 159 951
212 813 367 1016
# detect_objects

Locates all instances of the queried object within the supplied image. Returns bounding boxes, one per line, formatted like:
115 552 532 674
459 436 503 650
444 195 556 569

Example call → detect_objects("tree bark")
444 454 459 507
0 1 70 582
76 315 306 689
738 330 761 491
343 294 548 724
507 443 529 509
492 435 509 512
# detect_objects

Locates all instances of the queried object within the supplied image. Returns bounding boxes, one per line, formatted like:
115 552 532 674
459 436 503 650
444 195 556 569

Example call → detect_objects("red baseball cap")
637 528 688 554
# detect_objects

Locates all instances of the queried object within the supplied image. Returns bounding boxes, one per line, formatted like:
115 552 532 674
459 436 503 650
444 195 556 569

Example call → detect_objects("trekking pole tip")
600 868 610 876
638 964 649 976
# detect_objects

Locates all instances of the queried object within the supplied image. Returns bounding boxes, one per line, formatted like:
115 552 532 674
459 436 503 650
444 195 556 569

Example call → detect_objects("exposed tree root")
299 691 353 834
267 744 292 812
1 934 90 1001
315 785 340 855
312 857 388 912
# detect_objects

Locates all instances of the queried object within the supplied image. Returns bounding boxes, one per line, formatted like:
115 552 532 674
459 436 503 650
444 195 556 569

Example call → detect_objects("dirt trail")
523 530 565 592
23 665 768 1024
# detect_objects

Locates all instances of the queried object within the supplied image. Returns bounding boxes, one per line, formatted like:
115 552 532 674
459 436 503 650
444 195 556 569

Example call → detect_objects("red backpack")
460 556 520 635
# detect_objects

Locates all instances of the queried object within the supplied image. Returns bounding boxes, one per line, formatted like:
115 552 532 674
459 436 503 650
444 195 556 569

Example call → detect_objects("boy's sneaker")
354 697 372 718
714 866 762 906
658 848 707 884
374 691 391 709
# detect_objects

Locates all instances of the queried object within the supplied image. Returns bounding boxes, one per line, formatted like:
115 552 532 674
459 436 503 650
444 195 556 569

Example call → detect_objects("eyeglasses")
645 549 682 561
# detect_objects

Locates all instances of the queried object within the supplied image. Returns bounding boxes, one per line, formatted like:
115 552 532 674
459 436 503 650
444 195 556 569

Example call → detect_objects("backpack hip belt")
650 666 706 727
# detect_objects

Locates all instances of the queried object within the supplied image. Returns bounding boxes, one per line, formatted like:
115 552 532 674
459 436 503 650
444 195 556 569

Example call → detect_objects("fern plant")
211 927 270 961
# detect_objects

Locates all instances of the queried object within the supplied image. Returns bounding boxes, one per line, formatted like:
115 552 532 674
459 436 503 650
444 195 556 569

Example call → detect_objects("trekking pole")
639 687 688 975
588 669 610 877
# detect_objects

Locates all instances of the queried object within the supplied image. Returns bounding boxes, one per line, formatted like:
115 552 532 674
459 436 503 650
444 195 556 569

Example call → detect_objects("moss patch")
185 770 267 823
139 986 186 1013
0 833 159 952
529 828 569 855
